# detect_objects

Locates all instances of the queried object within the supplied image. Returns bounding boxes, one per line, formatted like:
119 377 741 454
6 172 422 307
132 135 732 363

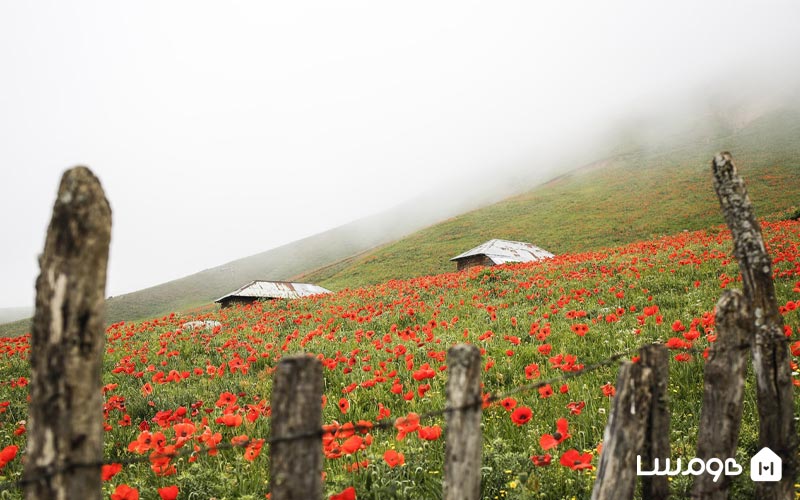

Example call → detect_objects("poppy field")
1 220 800 499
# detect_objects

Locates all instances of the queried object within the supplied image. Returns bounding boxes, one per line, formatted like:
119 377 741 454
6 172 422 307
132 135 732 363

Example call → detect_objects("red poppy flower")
510 406 532 426
158 485 179 500
540 418 571 450
524 363 540 380
566 401 585 415
538 384 553 398
101 463 122 481
329 486 356 500
111 484 140 500
531 454 552 466
217 413 243 427
560 449 594 470
0 445 18 469
338 398 350 414
383 449 405 468
570 324 589 336
394 412 420 440
244 439 265 461
601 383 616 397
377 403 391 420
173 422 196 445
341 436 364 455
127 431 154 454
417 425 442 441
215 391 237 408
499 397 518 411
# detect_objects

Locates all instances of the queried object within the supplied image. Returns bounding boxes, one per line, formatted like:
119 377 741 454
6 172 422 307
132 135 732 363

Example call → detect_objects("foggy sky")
2 1 800 308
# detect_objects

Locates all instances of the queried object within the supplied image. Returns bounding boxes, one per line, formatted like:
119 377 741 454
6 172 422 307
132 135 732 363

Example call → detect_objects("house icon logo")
750 447 782 482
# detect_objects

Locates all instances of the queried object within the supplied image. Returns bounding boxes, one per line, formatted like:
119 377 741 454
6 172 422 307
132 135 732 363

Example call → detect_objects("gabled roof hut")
215 280 332 308
450 239 554 271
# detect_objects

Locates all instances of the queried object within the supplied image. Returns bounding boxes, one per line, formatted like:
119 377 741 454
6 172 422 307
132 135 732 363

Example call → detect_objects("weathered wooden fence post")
591 361 653 500
444 344 482 500
692 290 751 499
23 167 111 500
711 152 797 499
639 344 670 500
270 355 323 500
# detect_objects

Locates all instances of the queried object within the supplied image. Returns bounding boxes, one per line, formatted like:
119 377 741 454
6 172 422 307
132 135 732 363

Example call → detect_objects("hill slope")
2 106 799 337
0 307 32 324
0 178 527 336
302 108 800 291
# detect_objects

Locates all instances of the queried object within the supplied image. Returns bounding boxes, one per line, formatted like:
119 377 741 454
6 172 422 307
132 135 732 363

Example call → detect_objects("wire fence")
0 336 791 493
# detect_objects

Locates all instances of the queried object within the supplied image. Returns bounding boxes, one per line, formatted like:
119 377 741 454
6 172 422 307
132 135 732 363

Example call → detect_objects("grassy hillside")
2 107 798 338
303 108 800 291
0 186 520 336
1 219 798 498
0 308 31 324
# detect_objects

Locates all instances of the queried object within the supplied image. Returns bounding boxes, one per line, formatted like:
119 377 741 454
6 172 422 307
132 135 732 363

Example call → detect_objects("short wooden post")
269 355 323 500
639 344 670 500
444 344 482 500
591 361 653 500
712 152 797 499
692 290 751 499
23 167 112 500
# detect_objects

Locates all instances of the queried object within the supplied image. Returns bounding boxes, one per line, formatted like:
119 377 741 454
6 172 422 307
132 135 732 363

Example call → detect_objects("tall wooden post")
591 362 653 500
23 167 111 500
270 355 323 500
711 152 797 499
639 344 670 500
444 344 482 500
692 290 751 499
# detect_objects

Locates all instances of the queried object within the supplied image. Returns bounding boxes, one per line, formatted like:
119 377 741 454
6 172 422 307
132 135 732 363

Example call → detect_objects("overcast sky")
2 1 800 309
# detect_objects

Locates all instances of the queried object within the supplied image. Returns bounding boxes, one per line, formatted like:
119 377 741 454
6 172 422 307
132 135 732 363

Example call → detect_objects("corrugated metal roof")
215 281 332 303
450 239 554 265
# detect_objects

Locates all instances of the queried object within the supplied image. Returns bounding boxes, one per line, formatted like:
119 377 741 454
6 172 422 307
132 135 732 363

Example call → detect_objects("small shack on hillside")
215 280 332 308
450 239 554 271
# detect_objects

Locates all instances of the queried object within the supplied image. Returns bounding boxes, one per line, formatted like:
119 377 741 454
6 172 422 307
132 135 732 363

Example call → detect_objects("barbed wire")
0 336 794 492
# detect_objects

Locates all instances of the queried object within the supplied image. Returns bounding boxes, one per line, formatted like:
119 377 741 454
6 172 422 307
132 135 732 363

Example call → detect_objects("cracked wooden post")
692 290 751 500
639 344 670 500
444 344 482 500
23 167 111 500
269 355 322 500
712 152 796 499
591 361 653 500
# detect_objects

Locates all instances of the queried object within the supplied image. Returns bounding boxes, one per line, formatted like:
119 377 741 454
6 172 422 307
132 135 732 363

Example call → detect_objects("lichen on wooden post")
269 355 323 500
711 152 797 500
692 290 751 500
23 167 111 500
444 343 482 500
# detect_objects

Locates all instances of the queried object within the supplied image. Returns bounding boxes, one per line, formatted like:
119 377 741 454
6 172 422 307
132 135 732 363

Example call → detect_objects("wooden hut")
450 239 553 271
215 280 332 308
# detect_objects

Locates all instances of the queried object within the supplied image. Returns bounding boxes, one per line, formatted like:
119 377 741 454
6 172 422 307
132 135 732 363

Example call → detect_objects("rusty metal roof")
215 281 332 303
450 239 554 265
